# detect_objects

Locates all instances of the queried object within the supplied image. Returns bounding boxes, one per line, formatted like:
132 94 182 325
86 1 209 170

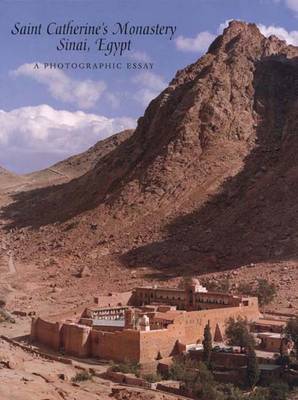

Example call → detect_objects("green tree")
202 321 213 367
247 387 269 400
285 316 298 357
225 317 254 352
246 344 260 389
238 282 253 296
255 279 277 306
268 381 289 400
238 279 276 307
169 357 216 398
205 279 231 293
218 383 245 400
169 355 198 384
192 362 218 399
178 276 193 289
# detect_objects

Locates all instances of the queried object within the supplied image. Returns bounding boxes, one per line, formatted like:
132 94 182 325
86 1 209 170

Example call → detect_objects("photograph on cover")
0 0 297 399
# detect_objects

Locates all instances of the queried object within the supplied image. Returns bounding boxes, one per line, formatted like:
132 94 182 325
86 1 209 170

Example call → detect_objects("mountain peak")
3 20 298 279
224 20 258 35
208 19 298 59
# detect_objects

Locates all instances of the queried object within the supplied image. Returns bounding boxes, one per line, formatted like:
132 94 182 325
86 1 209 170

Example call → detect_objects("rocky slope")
0 130 133 194
2 20 298 284
0 167 25 190
26 129 133 188
0 338 177 400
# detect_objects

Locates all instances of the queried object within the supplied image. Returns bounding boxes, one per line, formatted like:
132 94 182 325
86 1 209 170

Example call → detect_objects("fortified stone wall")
139 302 260 362
140 328 180 363
30 298 260 363
183 302 259 344
61 323 91 357
31 317 61 351
90 329 140 362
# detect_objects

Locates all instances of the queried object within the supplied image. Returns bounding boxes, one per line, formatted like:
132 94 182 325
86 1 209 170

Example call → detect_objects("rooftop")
257 332 282 339
93 319 125 327
255 319 286 326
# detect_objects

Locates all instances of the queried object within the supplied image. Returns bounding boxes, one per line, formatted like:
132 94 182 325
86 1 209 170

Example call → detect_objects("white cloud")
129 51 151 63
175 20 298 55
11 63 107 109
132 72 167 107
132 72 166 91
285 0 298 12
0 105 136 172
258 23 298 45
217 20 233 34
105 93 121 109
175 31 216 53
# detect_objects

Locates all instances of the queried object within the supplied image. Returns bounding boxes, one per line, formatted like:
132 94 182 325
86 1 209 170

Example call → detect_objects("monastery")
30 279 262 364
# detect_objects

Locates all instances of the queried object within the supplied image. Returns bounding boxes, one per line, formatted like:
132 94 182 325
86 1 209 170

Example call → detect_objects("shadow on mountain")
1 56 298 278
0 133 136 230
121 55 298 276
0 77 196 230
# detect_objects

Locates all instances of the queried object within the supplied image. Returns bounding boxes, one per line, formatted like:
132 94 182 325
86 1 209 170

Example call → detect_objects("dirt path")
8 253 16 274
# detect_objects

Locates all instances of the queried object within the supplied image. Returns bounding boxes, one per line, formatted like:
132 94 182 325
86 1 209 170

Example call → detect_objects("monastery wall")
61 323 91 357
139 302 260 362
140 328 181 363
31 317 61 351
30 295 259 364
182 301 260 344
90 329 140 362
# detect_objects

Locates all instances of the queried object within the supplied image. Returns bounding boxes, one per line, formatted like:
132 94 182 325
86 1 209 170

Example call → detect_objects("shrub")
217 383 245 400
286 316 298 357
238 282 253 296
247 387 270 400
0 299 6 308
276 355 291 368
169 356 215 397
110 360 141 375
143 372 162 383
268 381 289 400
169 356 198 385
0 308 15 323
205 279 231 293
71 371 92 382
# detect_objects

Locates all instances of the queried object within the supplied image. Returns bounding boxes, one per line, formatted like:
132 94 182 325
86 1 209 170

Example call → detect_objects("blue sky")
1 0 298 173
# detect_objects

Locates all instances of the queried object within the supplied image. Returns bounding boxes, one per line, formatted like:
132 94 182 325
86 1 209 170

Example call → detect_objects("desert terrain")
0 20 298 399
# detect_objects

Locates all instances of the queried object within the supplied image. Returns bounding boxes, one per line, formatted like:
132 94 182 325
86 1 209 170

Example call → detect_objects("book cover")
0 1 297 399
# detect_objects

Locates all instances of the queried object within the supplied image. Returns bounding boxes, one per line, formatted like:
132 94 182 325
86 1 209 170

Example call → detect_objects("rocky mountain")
2 20 298 280
0 130 133 193
25 129 134 188
0 166 25 191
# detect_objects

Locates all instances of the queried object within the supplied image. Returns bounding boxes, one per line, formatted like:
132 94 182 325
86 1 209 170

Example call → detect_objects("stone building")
31 279 260 364
257 332 294 354
129 279 250 310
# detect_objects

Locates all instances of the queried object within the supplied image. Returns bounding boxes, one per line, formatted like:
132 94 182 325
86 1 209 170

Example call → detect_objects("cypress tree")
202 321 212 367
246 344 260 388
